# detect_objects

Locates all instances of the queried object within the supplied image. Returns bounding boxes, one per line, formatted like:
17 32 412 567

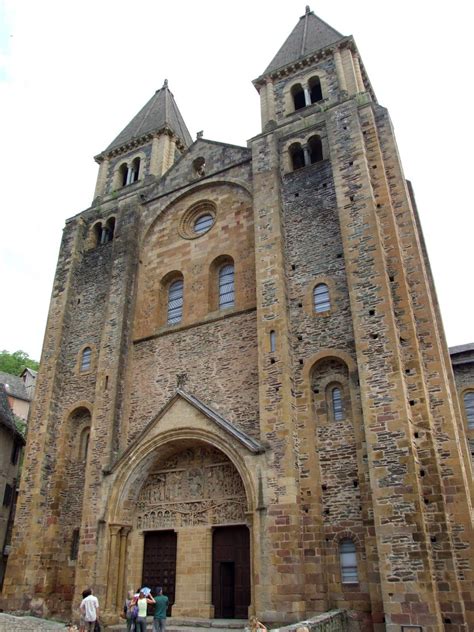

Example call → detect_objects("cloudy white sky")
0 0 472 361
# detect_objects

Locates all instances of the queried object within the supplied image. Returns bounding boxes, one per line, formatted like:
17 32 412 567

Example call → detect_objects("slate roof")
104 80 193 154
0 384 25 442
263 8 344 75
0 371 29 402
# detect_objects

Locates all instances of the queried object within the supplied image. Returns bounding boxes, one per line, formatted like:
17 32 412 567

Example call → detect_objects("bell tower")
251 6 473 631
93 79 192 201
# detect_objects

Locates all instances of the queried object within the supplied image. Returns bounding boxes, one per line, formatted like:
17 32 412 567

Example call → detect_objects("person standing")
152 586 169 632
80 588 99 632
133 589 155 632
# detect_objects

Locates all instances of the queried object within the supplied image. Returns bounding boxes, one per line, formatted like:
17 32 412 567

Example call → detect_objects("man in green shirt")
153 586 169 632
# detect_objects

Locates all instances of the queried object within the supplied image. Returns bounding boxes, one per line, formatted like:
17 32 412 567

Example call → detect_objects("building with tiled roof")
0 384 25 589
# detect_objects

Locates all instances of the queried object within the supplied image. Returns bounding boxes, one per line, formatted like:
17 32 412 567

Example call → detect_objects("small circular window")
194 214 214 234
179 201 217 239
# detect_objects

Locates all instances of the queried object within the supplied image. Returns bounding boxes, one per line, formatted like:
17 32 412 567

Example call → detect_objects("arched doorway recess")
106 438 253 620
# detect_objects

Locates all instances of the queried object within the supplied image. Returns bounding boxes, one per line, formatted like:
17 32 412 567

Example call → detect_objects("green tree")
0 350 39 376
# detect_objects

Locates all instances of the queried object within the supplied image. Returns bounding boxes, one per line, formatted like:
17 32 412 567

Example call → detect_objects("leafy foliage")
13 414 27 438
0 350 39 376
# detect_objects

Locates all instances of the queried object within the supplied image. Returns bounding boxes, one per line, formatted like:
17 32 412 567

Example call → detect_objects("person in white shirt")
80 588 99 632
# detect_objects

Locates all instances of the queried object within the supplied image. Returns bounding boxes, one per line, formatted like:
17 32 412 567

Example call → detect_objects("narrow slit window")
313 283 330 313
464 392 474 429
168 279 184 325
340 539 358 583
70 528 80 561
219 264 235 309
80 347 92 373
270 330 276 353
80 428 90 461
332 387 344 421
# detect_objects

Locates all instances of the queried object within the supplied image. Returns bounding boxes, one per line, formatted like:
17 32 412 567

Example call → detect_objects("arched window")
219 264 235 309
464 391 474 429
194 214 214 234
331 386 344 421
313 283 330 313
105 217 115 241
309 76 323 103
270 330 276 353
289 143 305 171
80 347 92 373
167 279 184 325
119 163 128 187
339 539 358 583
308 135 323 164
130 157 140 184
291 83 306 111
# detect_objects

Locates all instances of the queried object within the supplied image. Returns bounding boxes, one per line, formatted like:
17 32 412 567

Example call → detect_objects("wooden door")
212 525 250 619
142 530 177 616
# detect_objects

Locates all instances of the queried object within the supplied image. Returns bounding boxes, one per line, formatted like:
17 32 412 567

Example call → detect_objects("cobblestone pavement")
0 613 69 631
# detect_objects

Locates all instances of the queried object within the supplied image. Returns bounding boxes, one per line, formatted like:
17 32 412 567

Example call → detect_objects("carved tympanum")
136 446 246 529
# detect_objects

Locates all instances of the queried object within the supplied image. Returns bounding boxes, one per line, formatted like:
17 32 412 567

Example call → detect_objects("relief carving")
136 446 246 529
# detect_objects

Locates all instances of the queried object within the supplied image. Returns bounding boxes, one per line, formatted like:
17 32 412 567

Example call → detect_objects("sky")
0 0 472 361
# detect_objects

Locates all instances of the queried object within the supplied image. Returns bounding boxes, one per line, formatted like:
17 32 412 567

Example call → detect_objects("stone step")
107 618 248 631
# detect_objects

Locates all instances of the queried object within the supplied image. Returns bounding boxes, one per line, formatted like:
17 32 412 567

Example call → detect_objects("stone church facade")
2 9 473 632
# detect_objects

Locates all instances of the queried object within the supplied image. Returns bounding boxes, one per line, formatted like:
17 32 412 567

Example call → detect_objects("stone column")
266 79 276 123
333 48 347 92
303 146 311 167
93 157 109 199
352 53 365 92
303 87 311 107
117 527 131 609
105 525 122 611
340 48 358 95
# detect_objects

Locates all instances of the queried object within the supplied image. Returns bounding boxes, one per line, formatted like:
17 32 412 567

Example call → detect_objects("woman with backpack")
132 588 155 632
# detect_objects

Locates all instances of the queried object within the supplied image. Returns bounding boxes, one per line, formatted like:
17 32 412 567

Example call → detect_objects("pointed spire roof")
263 7 343 75
105 80 193 153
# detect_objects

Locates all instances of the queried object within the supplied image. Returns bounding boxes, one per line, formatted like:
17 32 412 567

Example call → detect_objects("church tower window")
331 386 344 421
309 76 323 103
80 347 92 373
167 279 184 325
289 143 305 171
291 83 306 111
119 163 128 187
130 157 141 184
313 283 330 312
339 539 358 583
308 135 323 164
219 264 235 309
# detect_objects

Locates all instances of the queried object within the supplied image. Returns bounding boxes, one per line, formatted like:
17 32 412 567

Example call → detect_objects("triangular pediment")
142 138 251 201
109 389 263 474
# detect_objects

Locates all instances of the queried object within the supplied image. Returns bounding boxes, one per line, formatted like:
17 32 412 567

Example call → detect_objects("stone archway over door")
132 443 251 619
212 525 250 618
